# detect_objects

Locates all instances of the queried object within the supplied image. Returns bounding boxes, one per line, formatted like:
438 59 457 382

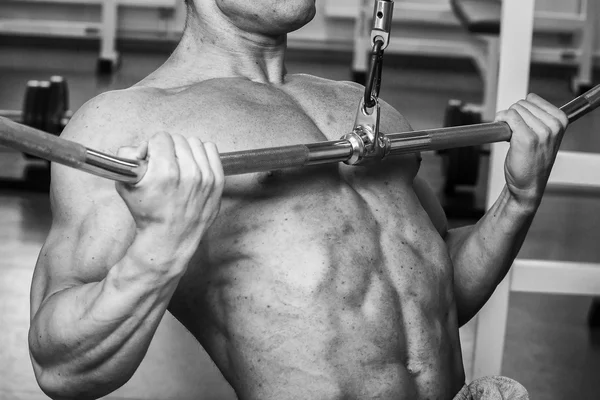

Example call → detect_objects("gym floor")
0 42 599 399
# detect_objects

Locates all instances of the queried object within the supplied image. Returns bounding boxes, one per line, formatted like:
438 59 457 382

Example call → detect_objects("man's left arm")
415 93 569 326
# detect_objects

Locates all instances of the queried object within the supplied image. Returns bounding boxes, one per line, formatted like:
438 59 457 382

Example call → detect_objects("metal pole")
0 84 598 184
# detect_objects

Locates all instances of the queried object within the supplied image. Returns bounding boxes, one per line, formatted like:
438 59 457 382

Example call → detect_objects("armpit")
413 176 449 237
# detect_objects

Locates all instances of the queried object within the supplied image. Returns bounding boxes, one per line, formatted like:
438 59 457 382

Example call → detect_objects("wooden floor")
0 45 599 399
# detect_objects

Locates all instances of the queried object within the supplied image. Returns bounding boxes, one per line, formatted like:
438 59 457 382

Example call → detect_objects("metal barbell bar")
0 84 598 184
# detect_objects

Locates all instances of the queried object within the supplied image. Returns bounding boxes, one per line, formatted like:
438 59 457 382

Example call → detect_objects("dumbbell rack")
0 0 177 74
0 76 70 191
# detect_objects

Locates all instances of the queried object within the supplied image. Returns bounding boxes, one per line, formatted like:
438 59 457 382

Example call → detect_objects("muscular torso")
135 74 465 399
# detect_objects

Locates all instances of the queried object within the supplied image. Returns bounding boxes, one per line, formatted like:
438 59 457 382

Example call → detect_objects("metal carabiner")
344 96 390 165
363 38 384 110
352 0 395 162
363 1 394 110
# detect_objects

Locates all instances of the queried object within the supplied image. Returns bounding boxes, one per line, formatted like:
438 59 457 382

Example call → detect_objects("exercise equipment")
0 84 598 184
442 0 598 207
352 0 394 85
439 0 501 218
0 76 70 191
439 100 490 219
0 76 71 138
440 100 485 191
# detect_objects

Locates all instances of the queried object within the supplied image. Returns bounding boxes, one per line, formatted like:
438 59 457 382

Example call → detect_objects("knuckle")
164 164 179 179
214 171 225 186
526 92 539 101
149 131 170 147
495 110 508 120
203 172 215 188
548 118 562 134
507 109 521 120
538 127 552 140
171 133 186 145
189 136 203 146
521 131 539 146
516 100 529 108
186 165 201 183
205 142 219 153
154 131 170 140
213 176 225 193
157 167 179 185
557 110 569 127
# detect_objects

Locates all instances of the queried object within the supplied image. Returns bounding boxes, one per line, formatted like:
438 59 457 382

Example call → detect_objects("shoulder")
50 86 161 223
289 74 413 133
61 86 161 152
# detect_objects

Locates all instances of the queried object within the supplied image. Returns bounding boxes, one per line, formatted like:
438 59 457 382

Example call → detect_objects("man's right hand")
29 94 226 400
115 132 225 267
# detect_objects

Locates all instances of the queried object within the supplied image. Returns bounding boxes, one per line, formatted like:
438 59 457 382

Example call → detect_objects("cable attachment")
371 0 394 50
364 40 384 109
363 0 394 109
349 0 395 165
343 97 390 165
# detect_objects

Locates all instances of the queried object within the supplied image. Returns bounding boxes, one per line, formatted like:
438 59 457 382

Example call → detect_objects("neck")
168 8 288 85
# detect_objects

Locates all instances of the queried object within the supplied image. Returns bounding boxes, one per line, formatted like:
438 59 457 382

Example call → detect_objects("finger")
117 145 137 159
116 143 150 190
171 134 200 181
136 141 149 160
117 142 148 160
517 99 564 136
496 108 538 147
203 142 224 219
204 142 225 193
188 138 214 187
145 132 179 185
526 93 569 128
511 103 552 142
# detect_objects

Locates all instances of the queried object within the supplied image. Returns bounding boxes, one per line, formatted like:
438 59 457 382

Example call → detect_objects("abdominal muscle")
169 166 465 400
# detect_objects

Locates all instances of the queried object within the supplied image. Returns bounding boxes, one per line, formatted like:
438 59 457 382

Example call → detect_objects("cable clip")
371 0 394 50
344 97 390 165
363 1 394 109
347 0 394 165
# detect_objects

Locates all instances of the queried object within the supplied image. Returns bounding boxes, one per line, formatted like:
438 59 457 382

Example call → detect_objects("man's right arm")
28 92 224 400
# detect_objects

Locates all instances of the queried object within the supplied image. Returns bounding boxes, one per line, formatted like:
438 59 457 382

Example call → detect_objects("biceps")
31 169 136 315
31 218 134 317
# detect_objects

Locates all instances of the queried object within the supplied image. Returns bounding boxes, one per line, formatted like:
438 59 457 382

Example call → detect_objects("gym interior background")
0 0 599 399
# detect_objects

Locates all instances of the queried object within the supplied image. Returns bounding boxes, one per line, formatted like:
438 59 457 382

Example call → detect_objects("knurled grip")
0 116 87 169
221 145 311 176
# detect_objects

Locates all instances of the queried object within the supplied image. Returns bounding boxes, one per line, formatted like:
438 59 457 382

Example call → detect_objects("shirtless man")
28 0 569 399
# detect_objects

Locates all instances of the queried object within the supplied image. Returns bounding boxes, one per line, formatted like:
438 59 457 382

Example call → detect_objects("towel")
453 376 529 400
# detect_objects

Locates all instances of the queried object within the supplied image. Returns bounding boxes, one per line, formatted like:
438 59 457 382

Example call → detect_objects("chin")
276 0 317 33
217 0 317 36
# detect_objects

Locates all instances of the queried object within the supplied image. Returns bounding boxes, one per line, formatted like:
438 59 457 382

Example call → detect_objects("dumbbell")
0 76 71 136
0 76 71 160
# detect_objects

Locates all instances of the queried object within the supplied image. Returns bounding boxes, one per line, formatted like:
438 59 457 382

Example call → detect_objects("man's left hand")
496 93 569 208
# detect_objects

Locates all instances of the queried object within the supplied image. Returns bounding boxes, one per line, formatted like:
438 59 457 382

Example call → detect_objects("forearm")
446 185 537 325
29 233 186 399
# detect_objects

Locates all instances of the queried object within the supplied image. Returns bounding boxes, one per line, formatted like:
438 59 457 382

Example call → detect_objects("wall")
0 0 598 63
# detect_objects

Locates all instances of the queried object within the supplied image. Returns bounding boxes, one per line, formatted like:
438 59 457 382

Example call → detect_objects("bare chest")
161 76 450 311
157 75 460 400
150 77 358 153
